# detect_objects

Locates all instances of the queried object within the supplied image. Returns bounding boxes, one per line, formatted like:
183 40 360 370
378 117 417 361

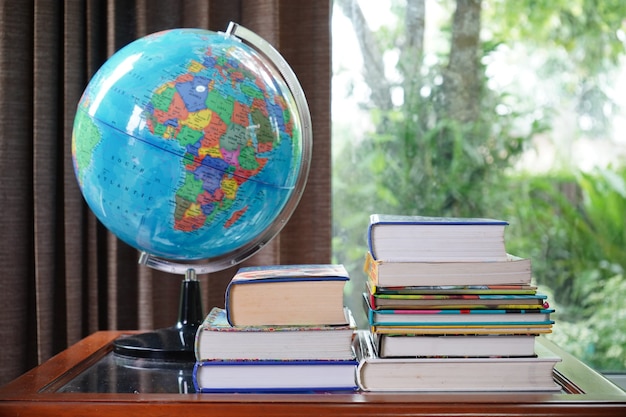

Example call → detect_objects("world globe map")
72 27 311 265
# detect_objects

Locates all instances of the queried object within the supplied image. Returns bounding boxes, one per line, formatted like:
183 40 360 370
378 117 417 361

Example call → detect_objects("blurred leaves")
502 167 626 370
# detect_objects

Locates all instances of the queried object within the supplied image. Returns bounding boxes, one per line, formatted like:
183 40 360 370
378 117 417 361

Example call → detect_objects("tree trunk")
399 0 426 79
336 0 393 111
443 0 482 124
399 0 426 107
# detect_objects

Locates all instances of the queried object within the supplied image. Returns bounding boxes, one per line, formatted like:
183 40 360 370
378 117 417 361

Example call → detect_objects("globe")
71 25 311 270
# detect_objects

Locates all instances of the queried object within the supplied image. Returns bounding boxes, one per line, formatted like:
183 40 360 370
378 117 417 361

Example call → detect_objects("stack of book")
192 264 358 393
356 214 561 392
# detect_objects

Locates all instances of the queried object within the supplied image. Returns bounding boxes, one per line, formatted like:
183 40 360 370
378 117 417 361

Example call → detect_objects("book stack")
192 264 358 393
356 214 561 392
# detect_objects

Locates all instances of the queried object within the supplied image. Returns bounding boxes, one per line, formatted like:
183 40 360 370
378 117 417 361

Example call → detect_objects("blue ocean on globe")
72 28 305 260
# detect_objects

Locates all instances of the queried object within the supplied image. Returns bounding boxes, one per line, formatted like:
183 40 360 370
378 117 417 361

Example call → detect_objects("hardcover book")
368 282 540 296
364 293 554 326
355 330 561 392
364 251 532 287
371 324 554 335
367 214 509 262
225 264 350 326
367 291 548 310
374 333 537 358
368 307 555 326
193 358 358 393
195 307 356 361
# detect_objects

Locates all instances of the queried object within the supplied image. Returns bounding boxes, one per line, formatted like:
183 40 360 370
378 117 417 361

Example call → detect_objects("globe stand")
104 21 315 362
113 266 204 362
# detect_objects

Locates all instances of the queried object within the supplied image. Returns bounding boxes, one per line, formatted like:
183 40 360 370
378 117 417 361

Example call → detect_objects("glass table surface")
57 352 197 394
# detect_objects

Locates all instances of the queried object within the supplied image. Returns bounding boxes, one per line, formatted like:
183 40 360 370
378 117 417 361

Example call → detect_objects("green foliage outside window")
502 168 626 370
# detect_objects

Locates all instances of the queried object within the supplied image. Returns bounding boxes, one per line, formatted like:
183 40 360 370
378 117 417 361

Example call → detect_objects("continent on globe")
145 43 296 234
71 28 309 261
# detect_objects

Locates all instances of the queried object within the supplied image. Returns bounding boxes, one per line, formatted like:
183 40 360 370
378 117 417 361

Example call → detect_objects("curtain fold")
0 0 331 386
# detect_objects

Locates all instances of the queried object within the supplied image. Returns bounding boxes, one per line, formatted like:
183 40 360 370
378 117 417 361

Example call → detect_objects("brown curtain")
0 0 331 386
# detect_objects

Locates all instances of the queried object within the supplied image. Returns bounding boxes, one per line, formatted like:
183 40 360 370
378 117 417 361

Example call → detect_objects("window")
332 0 626 375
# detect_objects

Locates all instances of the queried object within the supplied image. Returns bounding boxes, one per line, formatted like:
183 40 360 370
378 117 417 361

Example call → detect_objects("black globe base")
113 324 198 361
113 271 204 362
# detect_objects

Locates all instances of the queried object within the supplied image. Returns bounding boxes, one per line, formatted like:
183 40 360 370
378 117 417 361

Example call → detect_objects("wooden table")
0 331 624 416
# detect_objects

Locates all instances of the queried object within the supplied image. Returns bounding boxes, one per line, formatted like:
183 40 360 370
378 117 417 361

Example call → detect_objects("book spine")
363 252 379 286
366 224 377 259
224 282 235 326
192 361 202 392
